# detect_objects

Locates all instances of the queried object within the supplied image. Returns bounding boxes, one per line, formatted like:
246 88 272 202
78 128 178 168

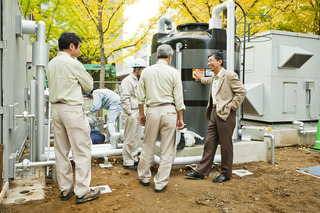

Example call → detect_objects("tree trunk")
97 5 105 118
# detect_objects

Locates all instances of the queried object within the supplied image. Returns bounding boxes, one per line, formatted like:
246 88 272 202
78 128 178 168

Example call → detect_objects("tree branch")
106 0 173 58
80 0 99 28
103 0 125 34
181 0 199 22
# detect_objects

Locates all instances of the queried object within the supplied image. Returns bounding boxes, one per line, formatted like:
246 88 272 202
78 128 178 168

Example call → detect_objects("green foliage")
159 0 320 35
19 0 170 89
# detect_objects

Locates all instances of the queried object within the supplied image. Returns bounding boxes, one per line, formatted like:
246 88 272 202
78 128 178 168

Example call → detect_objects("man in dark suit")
185 52 246 183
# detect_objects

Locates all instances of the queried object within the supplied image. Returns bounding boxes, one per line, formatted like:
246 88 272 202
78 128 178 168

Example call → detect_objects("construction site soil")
1 146 320 213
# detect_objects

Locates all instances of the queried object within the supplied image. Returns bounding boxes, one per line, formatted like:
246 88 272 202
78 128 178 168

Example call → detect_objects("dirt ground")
1 146 320 213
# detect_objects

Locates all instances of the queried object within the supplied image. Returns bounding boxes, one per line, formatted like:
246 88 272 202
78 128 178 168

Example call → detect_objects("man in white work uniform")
137 44 185 193
120 58 147 171
47 32 100 204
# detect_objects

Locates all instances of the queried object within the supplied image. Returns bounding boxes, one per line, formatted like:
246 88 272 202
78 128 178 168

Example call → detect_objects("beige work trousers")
122 109 142 166
52 104 91 197
138 105 177 190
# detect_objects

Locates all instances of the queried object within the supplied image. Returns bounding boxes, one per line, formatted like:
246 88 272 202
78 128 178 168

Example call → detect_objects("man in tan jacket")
185 52 246 183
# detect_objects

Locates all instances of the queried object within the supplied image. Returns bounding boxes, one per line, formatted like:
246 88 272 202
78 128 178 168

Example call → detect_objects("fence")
93 81 122 94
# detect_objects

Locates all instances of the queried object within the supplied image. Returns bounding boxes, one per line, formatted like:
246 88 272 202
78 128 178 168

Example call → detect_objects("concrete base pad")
3 167 46 205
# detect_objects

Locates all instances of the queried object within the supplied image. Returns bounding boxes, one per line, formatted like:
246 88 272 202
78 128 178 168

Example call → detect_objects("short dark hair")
58 32 82 51
208 52 223 66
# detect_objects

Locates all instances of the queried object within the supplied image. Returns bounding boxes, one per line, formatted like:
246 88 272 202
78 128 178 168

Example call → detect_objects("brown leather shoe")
76 189 100 204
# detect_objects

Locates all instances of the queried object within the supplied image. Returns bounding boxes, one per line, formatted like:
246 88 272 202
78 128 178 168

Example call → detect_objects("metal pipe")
234 1 247 120
264 133 275 165
16 159 55 169
158 17 172 33
43 143 125 160
21 20 37 34
226 0 235 72
153 155 221 165
46 101 51 175
36 66 45 160
292 120 317 134
33 21 49 161
15 111 36 162
210 1 237 139
110 132 121 149
176 42 183 74
30 80 37 162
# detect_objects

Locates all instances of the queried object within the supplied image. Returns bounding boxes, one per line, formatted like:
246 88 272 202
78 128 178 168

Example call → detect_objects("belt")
147 103 175 107
158 103 175 107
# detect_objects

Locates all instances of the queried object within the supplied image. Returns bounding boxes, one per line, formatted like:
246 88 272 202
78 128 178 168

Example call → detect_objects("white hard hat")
132 58 147 68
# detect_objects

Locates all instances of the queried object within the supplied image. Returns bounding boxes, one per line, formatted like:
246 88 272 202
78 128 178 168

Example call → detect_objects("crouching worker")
120 58 147 171
86 89 122 142
47 32 100 204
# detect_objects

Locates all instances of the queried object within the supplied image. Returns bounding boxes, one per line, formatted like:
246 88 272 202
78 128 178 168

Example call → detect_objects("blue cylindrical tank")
151 23 240 143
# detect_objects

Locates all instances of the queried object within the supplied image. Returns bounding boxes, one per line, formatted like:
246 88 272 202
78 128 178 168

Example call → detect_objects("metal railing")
93 81 121 94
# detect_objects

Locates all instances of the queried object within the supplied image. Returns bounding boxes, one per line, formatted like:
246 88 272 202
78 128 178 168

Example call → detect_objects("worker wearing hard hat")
120 58 147 170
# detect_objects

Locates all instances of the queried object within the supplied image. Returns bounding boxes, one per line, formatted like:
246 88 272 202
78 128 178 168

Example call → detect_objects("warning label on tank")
205 69 213 77
192 69 204 80
192 68 213 80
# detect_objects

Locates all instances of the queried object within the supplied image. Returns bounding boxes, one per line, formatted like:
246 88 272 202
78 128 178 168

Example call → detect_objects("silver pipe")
30 80 37 162
153 154 221 165
264 133 275 165
292 120 317 135
210 1 237 140
43 143 125 160
16 159 55 169
21 20 37 34
36 65 45 160
158 17 172 33
33 21 49 161
15 112 36 162
176 42 183 74
47 102 51 162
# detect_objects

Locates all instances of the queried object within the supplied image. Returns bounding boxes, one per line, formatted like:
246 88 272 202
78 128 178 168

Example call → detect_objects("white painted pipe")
91 148 123 158
158 17 172 33
210 0 237 139
153 154 221 165
264 133 275 165
176 42 183 75
209 0 235 71
16 160 55 168
21 20 37 34
33 21 49 161
226 0 235 72
293 120 317 134
42 143 126 160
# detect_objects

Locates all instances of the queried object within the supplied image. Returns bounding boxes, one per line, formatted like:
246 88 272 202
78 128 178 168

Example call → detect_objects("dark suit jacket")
201 68 247 121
